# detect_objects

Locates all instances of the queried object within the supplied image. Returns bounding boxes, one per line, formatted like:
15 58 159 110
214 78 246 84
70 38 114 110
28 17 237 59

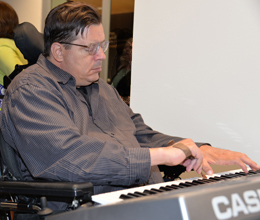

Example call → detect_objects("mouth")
92 66 102 72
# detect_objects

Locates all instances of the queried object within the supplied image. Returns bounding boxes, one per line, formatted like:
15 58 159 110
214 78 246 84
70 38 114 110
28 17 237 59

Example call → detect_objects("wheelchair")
0 21 186 220
3 22 44 89
0 22 94 220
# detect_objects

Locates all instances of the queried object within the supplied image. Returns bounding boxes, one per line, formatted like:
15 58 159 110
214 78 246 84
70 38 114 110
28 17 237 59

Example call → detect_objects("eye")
88 44 97 54
100 41 106 48
101 41 109 52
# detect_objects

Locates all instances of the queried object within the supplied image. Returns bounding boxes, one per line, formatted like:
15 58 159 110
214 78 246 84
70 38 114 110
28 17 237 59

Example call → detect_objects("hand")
200 145 260 175
150 139 203 174
175 139 203 173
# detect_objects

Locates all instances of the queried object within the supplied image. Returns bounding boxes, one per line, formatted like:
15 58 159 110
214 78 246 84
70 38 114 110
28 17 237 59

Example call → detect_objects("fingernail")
207 170 213 175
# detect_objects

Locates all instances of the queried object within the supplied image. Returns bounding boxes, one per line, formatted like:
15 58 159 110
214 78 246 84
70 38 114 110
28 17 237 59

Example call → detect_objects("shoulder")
0 38 27 64
7 62 59 98
0 38 18 51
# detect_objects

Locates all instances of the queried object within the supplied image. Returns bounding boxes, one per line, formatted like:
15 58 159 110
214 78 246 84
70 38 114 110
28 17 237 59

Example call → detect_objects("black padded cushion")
13 22 44 64
0 129 23 180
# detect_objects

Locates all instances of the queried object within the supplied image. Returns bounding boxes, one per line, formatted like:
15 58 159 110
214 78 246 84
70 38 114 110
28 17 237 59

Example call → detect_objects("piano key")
159 186 174 191
50 168 260 220
119 194 137 199
132 191 148 196
161 185 182 190
91 168 251 205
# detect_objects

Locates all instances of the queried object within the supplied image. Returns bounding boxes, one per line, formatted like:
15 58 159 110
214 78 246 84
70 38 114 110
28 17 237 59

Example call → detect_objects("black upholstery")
13 22 44 64
0 129 93 219
3 22 44 89
0 131 22 181
0 22 93 219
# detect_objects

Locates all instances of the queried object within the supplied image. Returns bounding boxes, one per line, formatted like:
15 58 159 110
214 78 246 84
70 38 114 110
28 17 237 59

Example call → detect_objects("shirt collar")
37 54 76 86
37 54 100 88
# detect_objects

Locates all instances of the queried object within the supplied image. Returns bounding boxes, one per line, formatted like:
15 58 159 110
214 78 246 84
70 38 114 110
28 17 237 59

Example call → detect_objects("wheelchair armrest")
0 181 93 201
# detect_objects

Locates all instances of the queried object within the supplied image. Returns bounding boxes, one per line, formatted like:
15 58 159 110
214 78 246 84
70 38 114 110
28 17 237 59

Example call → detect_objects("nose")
95 46 106 61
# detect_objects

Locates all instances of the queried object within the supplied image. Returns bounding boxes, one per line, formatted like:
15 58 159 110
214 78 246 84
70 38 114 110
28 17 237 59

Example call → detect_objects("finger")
202 159 213 175
186 158 197 172
234 160 249 173
193 158 203 173
194 163 202 174
249 163 260 171
197 164 202 174
182 159 191 167
240 156 260 171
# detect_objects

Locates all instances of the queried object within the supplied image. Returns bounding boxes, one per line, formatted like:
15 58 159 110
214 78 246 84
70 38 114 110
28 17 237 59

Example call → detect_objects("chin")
90 74 100 83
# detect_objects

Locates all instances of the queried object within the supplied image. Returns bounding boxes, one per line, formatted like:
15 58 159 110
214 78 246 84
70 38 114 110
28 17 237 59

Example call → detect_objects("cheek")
79 58 95 75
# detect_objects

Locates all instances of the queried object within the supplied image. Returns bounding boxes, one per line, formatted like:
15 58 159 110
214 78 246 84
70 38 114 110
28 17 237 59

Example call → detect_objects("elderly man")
0 1 259 211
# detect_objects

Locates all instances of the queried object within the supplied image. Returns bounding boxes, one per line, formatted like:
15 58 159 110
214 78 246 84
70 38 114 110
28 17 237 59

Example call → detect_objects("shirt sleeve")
0 83 150 187
129 108 209 148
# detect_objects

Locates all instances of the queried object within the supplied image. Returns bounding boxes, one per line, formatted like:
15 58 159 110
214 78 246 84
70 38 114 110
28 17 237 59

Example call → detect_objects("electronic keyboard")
91 168 256 205
47 168 260 220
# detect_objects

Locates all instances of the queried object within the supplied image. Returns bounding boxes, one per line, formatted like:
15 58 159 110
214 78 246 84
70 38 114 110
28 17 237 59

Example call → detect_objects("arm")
129 109 203 173
150 138 203 173
130 111 184 148
1 83 150 186
129 108 260 175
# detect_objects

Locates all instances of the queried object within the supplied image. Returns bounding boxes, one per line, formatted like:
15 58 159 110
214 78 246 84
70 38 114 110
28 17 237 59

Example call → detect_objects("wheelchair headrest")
13 22 44 64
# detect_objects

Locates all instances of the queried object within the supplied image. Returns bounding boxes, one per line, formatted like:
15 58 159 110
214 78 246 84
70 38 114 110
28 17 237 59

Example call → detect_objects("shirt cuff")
127 147 151 185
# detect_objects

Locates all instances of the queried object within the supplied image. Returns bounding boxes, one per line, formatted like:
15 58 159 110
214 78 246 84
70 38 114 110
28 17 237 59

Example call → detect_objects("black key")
150 188 164 193
143 189 158 195
127 193 142 197
170 184 185 189
161 185 179 190
179 182 193 187
192 179 213 184
119 194 137 199
191 180 206 185
237 172 247 176
209 176 225 181
133 191 147 196
222 174 241 178
159 186 173 191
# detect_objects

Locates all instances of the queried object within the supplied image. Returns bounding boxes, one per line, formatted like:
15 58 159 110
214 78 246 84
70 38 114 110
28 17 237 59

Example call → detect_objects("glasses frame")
59 40 109 55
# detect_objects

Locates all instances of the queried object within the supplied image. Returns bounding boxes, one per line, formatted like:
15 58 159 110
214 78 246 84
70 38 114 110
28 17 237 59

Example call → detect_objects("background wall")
131 0 260 167
3 0 51 32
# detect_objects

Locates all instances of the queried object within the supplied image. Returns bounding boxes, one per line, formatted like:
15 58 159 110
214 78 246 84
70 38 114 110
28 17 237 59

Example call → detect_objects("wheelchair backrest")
3 22 44 89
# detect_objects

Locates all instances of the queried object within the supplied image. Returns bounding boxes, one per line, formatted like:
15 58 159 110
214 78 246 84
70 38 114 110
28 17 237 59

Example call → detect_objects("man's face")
60 24 106 86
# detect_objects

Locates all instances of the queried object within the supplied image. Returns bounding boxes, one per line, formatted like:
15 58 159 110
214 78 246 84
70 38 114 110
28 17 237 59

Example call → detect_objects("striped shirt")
0 54 195 210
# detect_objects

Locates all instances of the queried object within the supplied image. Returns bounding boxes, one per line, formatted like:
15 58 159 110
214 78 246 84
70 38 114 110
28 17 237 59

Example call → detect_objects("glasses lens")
88 41 109 55
88 44 98 55
101 41 109 53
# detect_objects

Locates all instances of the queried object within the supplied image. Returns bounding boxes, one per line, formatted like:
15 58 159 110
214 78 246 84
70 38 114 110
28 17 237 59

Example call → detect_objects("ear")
50 42 64 62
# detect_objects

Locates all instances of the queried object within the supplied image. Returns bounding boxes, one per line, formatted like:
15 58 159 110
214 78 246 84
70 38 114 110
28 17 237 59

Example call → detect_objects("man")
0 1 259 211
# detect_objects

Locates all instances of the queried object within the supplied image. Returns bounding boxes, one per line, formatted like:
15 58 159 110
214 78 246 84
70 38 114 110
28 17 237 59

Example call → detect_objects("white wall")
3 0 51 32
131 0 260 164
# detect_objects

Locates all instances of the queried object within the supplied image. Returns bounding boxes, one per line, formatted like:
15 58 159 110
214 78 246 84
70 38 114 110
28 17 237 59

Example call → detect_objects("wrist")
150 148 165 166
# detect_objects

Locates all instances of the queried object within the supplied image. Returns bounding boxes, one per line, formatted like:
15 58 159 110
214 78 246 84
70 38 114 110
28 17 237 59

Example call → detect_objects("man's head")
44 2 107 86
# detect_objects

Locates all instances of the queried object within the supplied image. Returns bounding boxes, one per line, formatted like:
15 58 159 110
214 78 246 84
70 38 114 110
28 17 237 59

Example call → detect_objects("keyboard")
47 169 260 220
92 168 256 205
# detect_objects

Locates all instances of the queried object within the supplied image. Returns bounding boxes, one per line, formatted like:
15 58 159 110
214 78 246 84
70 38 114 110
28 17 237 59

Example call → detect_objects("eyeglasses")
59 40 109 55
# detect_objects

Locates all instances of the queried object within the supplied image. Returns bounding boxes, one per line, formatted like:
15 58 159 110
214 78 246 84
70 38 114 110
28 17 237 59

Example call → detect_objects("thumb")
202 159 214 175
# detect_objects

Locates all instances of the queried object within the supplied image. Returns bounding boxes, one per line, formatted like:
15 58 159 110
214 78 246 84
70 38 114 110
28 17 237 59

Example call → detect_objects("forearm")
1 85 151 186
130 111 184 148
31 138 151 186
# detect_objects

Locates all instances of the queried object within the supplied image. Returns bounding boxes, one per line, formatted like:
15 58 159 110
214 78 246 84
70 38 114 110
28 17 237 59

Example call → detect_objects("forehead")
78 23 105 43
